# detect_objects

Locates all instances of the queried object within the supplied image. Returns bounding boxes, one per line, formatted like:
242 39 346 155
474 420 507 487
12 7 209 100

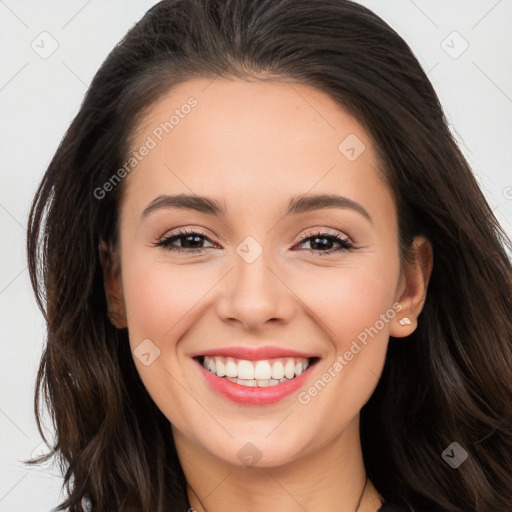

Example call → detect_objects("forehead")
132 77 371 165
122 77 394 225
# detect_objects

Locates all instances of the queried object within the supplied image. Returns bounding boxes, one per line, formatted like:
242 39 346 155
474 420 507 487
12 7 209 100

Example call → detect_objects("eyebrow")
141 193 372 223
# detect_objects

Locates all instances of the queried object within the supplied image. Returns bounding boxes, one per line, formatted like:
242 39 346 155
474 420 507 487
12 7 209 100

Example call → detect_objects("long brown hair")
26 1 512 510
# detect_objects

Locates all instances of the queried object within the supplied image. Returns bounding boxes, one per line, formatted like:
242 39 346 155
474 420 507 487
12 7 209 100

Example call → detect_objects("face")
103 77 426 469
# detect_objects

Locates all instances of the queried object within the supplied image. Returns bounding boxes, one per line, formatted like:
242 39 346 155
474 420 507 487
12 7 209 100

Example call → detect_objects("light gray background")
0 1 511 510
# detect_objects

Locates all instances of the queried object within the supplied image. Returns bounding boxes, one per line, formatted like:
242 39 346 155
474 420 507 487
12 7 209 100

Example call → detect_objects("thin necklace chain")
187 475 380 512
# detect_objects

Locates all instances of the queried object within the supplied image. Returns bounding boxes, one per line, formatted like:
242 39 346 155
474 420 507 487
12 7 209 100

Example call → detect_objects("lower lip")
196 359 316 405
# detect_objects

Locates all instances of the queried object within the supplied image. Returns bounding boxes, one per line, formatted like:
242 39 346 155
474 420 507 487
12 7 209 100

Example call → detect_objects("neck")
173 415 383 512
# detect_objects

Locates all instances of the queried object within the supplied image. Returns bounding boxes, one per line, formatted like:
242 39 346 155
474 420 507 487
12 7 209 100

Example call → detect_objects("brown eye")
153 229 217 254
294 231 354 254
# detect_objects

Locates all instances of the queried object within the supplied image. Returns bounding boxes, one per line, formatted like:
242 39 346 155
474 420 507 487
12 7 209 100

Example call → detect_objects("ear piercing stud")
399 317 411 326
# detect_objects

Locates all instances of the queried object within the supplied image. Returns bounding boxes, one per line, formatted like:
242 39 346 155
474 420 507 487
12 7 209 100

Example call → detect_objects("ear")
98 239 127 329
390 235 433 338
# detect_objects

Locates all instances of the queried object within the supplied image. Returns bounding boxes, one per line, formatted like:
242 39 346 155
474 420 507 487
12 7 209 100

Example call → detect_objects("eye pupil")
182 235 203 248
311 236 331 250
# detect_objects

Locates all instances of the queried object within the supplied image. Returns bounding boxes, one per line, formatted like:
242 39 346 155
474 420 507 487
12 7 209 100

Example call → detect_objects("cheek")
291 263 400 430
121 256 210 345
293 259 400 353
119 255 208 420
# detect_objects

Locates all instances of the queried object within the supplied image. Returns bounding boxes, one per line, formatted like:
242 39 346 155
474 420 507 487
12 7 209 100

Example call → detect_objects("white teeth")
284 359 296 379
239 378 257 387
254 360 272 380
271 361 284 380
202 355 312 384
237 360 254 380
225 376 289 387
225 358 238 377
216 359 226 377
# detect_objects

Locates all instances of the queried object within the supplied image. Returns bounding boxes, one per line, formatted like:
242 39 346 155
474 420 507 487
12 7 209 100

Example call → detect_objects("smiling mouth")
195 355 320 387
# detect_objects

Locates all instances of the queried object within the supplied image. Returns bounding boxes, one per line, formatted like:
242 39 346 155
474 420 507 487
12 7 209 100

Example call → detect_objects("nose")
215 247 296 331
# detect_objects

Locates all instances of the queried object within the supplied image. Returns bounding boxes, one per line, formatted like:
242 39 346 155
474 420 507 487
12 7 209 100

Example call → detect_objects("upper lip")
192 345 318 361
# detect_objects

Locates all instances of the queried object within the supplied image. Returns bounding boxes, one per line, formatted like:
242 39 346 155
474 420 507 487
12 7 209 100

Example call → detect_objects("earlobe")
391 235 433 338
98 239 127 329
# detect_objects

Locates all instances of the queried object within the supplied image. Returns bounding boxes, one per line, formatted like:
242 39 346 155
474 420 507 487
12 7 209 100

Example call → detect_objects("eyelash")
153 229 355 255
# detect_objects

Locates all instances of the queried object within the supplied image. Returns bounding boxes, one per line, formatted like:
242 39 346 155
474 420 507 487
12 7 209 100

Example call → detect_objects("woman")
26 0 512 511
